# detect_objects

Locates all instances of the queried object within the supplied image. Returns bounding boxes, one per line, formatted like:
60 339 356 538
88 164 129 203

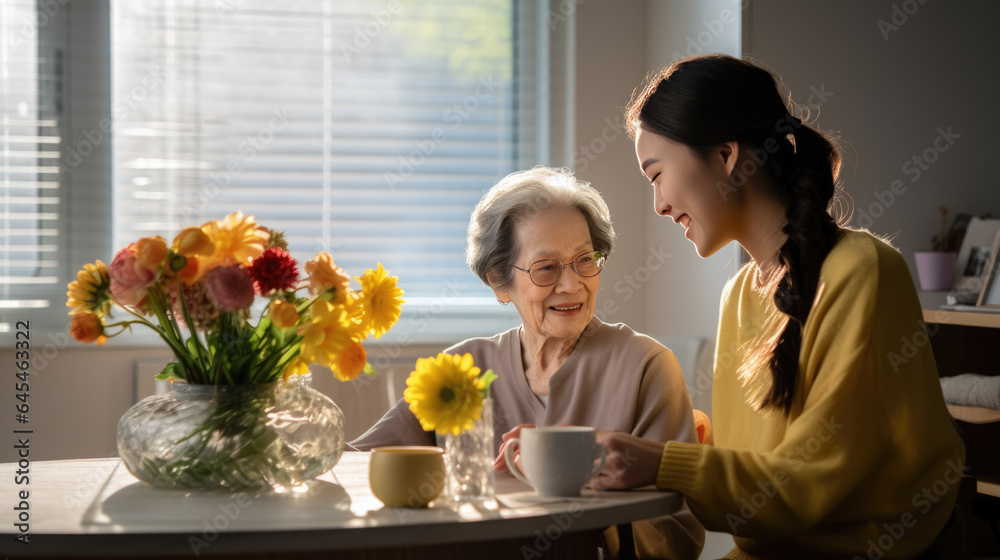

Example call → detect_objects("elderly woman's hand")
590 431 665 491
494 423 535 472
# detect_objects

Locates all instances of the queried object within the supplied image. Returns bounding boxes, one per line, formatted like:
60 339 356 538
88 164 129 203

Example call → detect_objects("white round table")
0 452 682 558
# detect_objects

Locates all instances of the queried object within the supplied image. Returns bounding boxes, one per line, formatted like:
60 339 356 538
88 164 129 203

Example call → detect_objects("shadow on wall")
656 335 715 419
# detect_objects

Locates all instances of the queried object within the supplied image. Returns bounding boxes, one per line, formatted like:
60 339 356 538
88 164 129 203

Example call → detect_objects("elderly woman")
351 166 704 560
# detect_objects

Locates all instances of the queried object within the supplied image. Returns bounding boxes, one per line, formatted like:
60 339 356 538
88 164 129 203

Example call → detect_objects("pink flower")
171 280 222 331
109 243 156 306
204 265 255 312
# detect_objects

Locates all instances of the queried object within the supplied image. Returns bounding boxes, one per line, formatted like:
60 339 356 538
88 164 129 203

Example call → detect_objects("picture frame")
951 217 1000 294
978 233 1000 308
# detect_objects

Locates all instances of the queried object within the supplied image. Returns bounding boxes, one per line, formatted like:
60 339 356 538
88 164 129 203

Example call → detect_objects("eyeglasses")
512 251 607 287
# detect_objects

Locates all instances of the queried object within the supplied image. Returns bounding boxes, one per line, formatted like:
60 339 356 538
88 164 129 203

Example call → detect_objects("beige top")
351 317 705 559
351 316 697 452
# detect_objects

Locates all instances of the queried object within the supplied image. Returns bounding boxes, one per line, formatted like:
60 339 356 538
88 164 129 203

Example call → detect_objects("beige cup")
369 446 446 508
504 427 606 497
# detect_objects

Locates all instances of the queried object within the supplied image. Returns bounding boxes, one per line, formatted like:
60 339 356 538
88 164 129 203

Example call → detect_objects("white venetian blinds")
110 0 545 318
0 0 64 333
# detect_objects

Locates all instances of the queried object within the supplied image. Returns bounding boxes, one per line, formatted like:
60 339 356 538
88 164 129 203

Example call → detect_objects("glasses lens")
574 251 606 277
528 260 561 286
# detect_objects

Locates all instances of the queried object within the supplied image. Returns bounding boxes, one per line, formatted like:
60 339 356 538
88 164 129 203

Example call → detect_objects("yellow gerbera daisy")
404 353 485 435
200 211 269 268
66 260 112 317
339 290 369 341
297 300 353 369
356 263 405 339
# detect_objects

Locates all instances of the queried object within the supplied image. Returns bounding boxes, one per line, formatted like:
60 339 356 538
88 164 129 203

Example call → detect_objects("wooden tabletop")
0 452 681 557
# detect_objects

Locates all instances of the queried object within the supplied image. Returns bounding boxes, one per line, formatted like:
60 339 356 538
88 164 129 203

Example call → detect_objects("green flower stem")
152 287 206 381
175 284 211 375
146 288 204 383
102 320 148 338
110 283 321 387
160 388 281 488
295 296 320 314
270 341 304 375
256 337 302 383
116 300 196 377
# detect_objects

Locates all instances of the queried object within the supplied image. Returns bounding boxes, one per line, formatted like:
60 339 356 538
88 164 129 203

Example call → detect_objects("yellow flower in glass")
66 260 112 316
405 353 494 436
356 263 405 339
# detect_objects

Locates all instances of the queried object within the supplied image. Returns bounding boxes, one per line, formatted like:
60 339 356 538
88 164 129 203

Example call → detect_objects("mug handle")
590 442 608 479
503 437 532 486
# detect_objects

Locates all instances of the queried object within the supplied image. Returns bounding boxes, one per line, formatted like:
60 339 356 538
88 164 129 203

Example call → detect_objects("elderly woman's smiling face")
494 206 600 342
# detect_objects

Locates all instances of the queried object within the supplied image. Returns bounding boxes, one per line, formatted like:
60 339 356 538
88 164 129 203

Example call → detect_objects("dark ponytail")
626 55 842 414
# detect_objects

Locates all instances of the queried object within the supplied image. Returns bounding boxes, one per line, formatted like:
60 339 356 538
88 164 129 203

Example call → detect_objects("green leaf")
479 368 498 399
363 362 378 377
155 361 186 381
254 317 272 338
185 336 201 357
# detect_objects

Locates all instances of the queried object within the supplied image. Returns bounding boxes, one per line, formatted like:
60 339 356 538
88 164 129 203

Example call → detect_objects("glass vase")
441 397 496 507
116 374 345 490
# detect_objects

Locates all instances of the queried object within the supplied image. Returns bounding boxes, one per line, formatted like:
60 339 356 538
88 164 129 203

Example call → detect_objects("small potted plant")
914 205 959 291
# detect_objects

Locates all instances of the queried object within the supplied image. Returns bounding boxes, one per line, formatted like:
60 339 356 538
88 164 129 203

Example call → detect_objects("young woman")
592 54 965 559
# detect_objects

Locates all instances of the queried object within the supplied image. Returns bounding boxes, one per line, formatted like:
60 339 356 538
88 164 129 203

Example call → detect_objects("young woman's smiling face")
634 127 741 258
493 206 600 343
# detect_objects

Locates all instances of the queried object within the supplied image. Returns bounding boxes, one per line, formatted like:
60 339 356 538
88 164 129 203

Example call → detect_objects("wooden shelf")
976 476 1000 499
922 308 1000 329
947 404 1000 424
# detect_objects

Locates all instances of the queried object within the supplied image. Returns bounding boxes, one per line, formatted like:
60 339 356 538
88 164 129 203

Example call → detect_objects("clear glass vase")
116 374 345 490
441 397 496 507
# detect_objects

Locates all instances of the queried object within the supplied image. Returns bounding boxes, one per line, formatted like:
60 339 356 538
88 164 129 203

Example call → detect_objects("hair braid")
761 122 840 411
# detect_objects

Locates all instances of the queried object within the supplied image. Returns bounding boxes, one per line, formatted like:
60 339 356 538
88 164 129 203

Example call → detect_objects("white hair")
466 166 615 290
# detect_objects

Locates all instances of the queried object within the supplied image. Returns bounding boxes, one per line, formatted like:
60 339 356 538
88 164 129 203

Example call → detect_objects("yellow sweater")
657 230 965 559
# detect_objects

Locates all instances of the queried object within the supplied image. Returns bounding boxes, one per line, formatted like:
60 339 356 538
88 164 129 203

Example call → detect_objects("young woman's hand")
590 431 665 490
494 423 535 472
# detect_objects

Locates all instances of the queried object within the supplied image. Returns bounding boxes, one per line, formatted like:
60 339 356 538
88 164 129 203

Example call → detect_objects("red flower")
249 248 299 294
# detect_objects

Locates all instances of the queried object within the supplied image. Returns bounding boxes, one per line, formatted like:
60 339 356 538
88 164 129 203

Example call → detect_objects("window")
1 0 572 342
0 0 64 334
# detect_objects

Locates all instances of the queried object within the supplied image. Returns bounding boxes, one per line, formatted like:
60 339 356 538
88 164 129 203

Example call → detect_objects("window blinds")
111 0 541 326
0 0 63 333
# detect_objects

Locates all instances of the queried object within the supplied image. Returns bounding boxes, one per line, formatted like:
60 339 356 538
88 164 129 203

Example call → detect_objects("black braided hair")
625 55 841 414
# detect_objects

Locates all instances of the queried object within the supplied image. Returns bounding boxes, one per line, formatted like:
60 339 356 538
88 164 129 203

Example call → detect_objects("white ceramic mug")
503 426 607 497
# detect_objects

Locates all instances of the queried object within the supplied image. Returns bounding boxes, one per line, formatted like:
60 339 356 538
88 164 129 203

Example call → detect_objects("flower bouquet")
67 211 405 489
404 353 497 504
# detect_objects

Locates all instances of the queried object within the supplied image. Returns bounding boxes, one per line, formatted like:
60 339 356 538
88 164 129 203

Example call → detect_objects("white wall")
572 0 652 331
565 1 746 416
748 0 1000 278
574 0 743 342
642 0 745 345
